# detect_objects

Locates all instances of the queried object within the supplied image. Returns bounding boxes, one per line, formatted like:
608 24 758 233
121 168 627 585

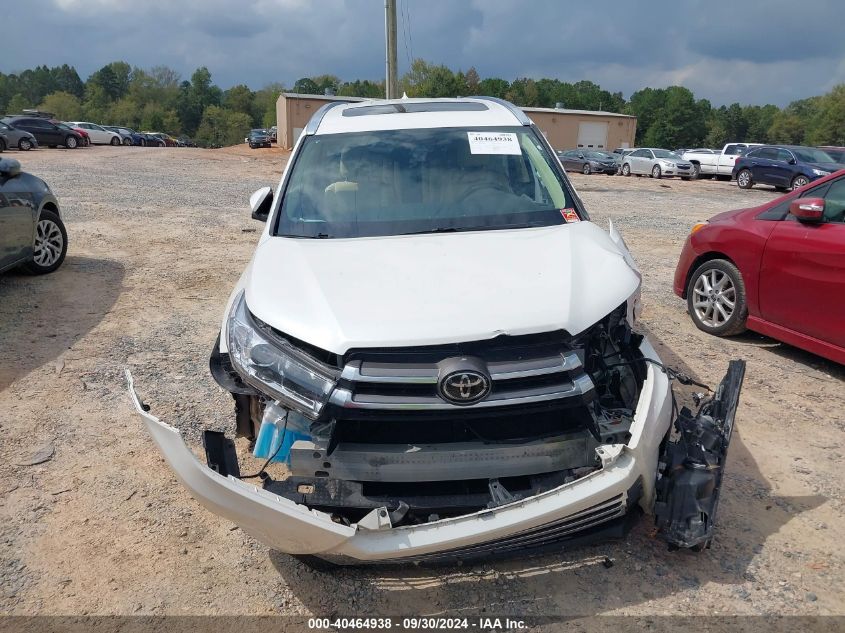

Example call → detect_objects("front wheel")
792 175 810 190
582 163 591 175
122 137 131 146
110 136 120 146
686 259 747 337
652 164 662 179
621 163 631 176
18 138 33 151
0 138 5 152
64 135 78 149
690 163 700 180
22 210 68 274
736 169 753 189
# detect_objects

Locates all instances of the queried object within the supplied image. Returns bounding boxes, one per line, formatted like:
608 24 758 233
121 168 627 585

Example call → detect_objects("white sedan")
66 121 123 145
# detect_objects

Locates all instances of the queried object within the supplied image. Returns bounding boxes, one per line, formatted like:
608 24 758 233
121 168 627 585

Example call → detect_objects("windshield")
792 147 835 163
653 149 680 159
276 127 574 238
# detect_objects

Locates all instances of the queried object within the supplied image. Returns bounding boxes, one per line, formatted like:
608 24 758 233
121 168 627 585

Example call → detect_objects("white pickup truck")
682 143 762 179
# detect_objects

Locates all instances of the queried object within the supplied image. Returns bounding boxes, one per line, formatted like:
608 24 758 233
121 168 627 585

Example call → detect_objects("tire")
110 136 120 146
582 163 591 175
621 163 631 176
64 135 78 149
122 137 131 146
690 163 700 180
651 164 662 179
686 259 747 337
791 175 810 190
681 176 691 181
21 210 68 275
18 138 33 151
158 141 165 147
736 169 753 189
139 138 146 147
0 138 5 152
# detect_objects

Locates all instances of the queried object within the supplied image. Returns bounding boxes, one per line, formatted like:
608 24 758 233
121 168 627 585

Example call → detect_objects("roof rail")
304 101 349 136
469 96 531 126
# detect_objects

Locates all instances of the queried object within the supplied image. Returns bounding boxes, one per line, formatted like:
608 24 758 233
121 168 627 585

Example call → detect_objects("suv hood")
244 222 640 355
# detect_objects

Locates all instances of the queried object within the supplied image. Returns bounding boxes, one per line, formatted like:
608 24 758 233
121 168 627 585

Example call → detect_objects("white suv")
128 97 744 564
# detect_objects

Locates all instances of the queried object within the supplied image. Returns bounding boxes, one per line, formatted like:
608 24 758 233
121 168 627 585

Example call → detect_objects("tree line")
2 59 843 149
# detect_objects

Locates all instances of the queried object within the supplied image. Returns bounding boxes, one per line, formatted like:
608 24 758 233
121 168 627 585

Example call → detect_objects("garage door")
576 122 608 149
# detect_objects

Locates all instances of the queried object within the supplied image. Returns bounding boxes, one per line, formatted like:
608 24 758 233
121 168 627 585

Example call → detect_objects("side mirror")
789 197 825 222
249 186 273 222
0 158 21 177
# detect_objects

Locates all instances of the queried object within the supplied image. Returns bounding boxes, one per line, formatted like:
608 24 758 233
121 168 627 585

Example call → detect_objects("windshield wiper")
400 223 542 236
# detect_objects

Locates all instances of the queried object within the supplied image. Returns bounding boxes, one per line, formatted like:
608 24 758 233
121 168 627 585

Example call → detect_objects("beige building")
275 93 636 151
522 107 636 151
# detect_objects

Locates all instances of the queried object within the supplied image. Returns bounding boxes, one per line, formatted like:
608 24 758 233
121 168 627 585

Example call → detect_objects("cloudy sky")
4 0 845 106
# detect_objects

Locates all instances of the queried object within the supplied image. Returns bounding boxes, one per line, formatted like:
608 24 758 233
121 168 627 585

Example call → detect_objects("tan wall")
276 96 343 149
528 112 636 151
276 95 638 152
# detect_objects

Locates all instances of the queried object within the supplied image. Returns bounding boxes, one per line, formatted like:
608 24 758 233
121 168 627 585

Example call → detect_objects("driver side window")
822 178 845 223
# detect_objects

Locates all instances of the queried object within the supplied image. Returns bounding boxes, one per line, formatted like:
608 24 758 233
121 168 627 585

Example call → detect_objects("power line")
400 0 411 68
405 0 415 63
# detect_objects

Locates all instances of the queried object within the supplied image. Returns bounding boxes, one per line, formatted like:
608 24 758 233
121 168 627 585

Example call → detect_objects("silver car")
0 121 38 151
621 148 694 180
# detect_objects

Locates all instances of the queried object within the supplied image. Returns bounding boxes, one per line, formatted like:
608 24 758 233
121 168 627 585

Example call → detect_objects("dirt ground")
0 144 843 622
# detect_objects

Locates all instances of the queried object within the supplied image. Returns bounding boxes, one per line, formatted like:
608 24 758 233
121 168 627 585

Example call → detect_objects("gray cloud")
1 0 843 105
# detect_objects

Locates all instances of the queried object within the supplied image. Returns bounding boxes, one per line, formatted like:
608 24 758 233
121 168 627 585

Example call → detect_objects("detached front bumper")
125 337 676 563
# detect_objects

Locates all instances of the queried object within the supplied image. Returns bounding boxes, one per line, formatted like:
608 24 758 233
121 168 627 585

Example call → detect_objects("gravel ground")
0 145 843 623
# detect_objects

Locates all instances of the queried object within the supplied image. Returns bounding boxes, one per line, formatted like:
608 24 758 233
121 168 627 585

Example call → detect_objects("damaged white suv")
128 97 745 565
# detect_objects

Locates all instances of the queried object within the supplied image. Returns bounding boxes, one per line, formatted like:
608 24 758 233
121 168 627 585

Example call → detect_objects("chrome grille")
329 350 594 411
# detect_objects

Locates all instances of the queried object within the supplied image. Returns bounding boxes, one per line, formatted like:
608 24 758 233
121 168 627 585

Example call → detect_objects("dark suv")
733 145 843 191
1 115 83 149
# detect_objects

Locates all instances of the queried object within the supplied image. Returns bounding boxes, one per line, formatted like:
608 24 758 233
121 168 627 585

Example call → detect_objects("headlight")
227 292 338 419
811 169 830 177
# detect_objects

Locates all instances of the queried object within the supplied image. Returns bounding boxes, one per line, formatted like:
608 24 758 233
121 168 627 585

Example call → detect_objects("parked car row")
0 110 195 151
557 143 845 190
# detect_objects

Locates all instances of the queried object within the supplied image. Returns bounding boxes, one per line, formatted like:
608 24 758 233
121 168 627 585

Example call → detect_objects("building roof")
281 92 367 102
521 106 635 119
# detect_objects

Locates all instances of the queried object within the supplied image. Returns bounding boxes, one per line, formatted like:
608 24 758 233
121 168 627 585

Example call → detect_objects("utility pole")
385 0 398 99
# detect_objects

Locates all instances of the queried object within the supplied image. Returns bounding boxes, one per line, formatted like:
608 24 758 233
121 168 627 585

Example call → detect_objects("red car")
674 170 845 364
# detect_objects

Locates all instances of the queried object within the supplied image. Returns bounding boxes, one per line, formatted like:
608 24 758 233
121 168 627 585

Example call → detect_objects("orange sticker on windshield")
561 208 580 222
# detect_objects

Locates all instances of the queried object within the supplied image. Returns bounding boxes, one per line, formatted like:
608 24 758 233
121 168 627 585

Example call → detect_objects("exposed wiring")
603 358 712 392
240 414 289 480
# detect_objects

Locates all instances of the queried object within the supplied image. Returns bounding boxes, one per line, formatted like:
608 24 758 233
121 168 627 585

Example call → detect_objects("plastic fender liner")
653 359 746 549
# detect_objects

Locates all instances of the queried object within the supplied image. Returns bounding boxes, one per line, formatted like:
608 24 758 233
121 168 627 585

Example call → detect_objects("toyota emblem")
439 370 491 405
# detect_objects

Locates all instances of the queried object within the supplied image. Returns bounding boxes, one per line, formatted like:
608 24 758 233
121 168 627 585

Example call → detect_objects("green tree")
642 86 706 148
311 74 340 94
88 64 122 102
338 79 383 98
51 65 84 98
293 77 319 94
224 84 255 118
505 78 540 107
7 93 30 113
107 98 143 128
401 59 463 98
805 85 845 145
39 91 82 120
195 105 251 147
477 78 509 99
253 82 285 128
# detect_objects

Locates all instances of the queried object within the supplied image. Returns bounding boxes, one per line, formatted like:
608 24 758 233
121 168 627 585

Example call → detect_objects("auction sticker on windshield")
467 131 521 155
